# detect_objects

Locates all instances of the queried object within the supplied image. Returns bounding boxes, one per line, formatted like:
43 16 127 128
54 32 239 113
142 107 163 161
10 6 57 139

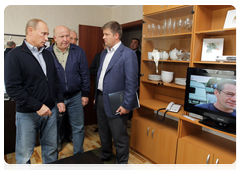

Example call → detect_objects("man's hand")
37 104 52 117
82 97 89 107
116 106 129 115
57 102 66 113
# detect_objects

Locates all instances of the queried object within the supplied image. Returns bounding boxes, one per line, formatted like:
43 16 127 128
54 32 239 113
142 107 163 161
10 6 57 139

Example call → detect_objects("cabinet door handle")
151 129 154 139
161 5 163 8
206 154 210 164
215 159 219 170
147 127 150 136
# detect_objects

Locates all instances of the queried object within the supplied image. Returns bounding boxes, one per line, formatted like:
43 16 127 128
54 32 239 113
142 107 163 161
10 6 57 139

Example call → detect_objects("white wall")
111 5 143 24
4 5 112 37
4 5 143 37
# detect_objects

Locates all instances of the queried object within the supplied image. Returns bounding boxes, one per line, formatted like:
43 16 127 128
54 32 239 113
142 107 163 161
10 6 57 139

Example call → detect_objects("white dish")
175 78 186 85
161 76 173 83
148 74 161 81
175 81 186 86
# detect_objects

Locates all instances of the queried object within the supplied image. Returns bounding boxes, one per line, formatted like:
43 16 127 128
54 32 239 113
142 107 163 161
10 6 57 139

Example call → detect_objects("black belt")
64 91 79 99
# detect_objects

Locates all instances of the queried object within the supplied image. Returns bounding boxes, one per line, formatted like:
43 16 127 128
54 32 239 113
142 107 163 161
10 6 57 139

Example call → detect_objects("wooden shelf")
195 28 236 36
193 61 236 66
141 80 186 89
179 115 236 138
143 32 192 39
143 59 190 63
139 98 185 118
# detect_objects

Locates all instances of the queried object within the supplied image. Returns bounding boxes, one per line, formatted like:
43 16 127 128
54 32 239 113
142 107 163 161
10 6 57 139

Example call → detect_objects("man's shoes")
98 156 111 162
94 128 98 132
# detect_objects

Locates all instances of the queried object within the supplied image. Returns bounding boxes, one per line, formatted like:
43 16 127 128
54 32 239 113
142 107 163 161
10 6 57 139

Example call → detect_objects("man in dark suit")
130 38 141 86
128 38 141 120
94 21 138 164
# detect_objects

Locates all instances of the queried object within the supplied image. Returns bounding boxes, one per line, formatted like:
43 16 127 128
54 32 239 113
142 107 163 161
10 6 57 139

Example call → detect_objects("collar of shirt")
24 40 44 54
106 41 122 53
53 43 70 54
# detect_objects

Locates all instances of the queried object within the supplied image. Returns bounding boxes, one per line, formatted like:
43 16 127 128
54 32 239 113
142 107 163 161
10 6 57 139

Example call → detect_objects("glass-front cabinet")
140 5 194 117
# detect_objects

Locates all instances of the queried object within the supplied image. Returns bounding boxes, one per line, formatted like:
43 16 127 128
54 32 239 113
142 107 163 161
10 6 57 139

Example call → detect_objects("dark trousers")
97 91 129 164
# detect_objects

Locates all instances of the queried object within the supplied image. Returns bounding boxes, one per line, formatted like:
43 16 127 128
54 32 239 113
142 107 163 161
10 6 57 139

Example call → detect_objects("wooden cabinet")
130 114 178 164
177 118 236 164
130 5 236 164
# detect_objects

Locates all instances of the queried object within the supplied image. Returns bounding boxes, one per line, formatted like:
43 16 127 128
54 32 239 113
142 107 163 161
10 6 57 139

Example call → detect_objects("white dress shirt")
98 41 121 91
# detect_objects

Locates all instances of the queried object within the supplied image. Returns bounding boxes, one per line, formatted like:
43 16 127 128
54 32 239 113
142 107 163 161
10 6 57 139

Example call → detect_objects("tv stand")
199 118 236 135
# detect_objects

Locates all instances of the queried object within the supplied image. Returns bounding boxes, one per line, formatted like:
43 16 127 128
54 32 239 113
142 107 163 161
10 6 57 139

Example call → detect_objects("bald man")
47 25 90 155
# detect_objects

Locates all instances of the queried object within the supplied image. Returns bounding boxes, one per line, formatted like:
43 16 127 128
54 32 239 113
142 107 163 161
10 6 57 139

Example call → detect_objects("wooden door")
212 155 238 170
154 130 178 164
145 125 159 162
78 25 103 125
130 118 147 154
176 139 214 164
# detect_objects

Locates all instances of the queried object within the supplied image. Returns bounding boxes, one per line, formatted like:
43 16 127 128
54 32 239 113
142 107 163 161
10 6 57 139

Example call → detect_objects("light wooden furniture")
130 5 236 164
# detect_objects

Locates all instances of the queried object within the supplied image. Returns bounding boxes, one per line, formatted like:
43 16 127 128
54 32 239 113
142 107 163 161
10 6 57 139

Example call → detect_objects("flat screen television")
184 67 236 134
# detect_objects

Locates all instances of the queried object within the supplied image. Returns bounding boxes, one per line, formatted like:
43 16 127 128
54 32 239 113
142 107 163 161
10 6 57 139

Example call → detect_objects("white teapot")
169 48 179 60
162 51 169 60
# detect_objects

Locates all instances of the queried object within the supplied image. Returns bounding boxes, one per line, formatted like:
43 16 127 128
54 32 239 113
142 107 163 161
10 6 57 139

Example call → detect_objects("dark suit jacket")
94 43 138 118
135 50 141 86
89 52 101 90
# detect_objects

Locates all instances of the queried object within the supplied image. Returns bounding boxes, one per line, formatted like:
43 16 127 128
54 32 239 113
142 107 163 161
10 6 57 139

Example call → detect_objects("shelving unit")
130 5 236 164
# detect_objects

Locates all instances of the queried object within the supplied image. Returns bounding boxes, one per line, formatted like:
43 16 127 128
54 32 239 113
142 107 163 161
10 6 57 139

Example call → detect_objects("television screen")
184 67 236 134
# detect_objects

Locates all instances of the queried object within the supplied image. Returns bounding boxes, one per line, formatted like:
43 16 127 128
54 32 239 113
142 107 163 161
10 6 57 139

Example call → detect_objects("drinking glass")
157 24 161 35
163 19 167 35
167 18 172 34
172 19 176 34
185 17 191 32
147 24 152 36
177 19 183 33
152 23 156 36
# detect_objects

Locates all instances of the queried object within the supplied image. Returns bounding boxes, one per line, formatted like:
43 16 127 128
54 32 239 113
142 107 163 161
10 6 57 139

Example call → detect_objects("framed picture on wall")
201 38 224 61
223 10 236 29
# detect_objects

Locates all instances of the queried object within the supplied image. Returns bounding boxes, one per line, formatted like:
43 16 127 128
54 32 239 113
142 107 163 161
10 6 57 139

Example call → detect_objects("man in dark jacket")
130 38 141 86
47 25 90 155
4 19 65 164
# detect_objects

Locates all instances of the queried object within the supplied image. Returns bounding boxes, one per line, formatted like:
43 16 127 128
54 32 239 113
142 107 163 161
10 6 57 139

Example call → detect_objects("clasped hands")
37 103 66 117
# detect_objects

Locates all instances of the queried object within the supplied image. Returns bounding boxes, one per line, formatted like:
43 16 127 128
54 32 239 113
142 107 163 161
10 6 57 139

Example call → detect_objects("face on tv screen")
188 75 236 117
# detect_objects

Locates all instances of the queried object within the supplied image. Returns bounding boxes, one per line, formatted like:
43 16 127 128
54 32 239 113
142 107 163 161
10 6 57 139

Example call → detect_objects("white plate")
148 74 161 81
175 81 186 86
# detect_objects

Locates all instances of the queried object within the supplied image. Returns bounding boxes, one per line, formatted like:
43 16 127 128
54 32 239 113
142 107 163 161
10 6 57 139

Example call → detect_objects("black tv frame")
184 67 236 134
